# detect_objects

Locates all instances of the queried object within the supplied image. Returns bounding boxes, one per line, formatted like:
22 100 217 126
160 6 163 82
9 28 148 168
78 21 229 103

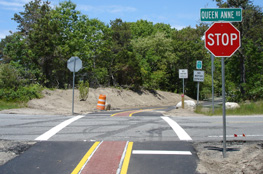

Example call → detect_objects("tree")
215 0 263 100
132 31 177 90
109 19 142 88
12 0 51 36
171 27 208 96
130 20 155 39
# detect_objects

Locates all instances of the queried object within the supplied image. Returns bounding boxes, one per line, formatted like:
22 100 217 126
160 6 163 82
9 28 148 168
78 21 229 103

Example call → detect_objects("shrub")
0 84 43 102
0 64 20 89
78 81 89 101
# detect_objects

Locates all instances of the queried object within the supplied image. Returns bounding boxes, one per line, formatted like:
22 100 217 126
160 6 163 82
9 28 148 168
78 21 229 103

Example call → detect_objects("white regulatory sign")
193 70 204 82
179 69 188 79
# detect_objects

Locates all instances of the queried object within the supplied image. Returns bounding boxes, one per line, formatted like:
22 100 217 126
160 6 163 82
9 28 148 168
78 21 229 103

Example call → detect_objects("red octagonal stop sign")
205 22 241 57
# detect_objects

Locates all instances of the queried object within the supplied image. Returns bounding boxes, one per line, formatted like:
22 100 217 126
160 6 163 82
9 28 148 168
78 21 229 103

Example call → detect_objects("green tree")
110 19 142 88
215 0 263 100
132 31 177 90
12 0 51 36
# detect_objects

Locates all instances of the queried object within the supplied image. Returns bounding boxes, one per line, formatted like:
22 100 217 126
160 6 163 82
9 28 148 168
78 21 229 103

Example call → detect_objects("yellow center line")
129 108 165 117
111 110 133 117
120 142 134 174
111 107 166 117
71 141 100 174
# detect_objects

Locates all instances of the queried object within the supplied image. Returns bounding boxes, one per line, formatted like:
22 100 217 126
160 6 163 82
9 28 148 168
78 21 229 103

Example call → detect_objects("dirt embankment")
0 88 192 115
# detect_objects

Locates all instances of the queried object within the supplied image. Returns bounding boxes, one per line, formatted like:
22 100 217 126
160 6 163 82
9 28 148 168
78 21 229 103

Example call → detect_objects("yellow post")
181 94 184 109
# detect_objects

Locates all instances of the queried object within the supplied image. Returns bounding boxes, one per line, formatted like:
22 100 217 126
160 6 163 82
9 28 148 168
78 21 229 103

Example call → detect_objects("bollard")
181 94 184 109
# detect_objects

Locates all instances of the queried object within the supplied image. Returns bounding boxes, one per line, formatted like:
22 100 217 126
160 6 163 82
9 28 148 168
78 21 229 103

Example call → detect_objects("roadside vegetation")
0 101 26 111
0 0 262 111
0 64 43 110
195 101 263 116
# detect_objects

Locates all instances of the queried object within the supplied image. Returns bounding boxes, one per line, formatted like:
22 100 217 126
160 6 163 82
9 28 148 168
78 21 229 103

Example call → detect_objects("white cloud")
0 0 26 11
107 5 136 13
171 25 186 30
78 5 136 14
0 0 32 11
0 1 22 7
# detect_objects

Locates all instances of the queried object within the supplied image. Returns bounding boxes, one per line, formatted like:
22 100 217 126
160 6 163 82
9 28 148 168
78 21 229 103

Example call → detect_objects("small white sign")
194 70 204 82
179 69 188 79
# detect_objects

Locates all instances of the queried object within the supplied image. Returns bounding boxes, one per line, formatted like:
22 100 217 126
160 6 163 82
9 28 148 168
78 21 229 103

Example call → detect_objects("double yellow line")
71 142 134 174
111 108 165 117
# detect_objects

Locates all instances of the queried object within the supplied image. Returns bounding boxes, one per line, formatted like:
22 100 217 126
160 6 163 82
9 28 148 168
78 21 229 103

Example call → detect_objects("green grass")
195 101 263 116
0 100 26 111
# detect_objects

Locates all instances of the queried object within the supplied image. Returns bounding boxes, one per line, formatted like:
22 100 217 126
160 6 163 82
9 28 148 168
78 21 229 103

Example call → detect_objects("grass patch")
0 100 26 111
195 101 263 116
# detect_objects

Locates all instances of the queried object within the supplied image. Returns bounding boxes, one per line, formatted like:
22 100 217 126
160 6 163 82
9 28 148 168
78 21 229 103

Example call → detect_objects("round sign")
67 56 82 72
205 22 240 57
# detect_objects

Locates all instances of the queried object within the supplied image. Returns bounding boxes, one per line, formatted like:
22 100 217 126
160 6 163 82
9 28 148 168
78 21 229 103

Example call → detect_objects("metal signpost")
67 56 82 115
193 70 204 105
203 8 242 158
179 69 188 109
211 54 215 114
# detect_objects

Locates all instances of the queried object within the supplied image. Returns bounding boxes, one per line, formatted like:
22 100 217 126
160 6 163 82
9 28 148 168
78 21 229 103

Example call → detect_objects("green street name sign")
200 8 242 22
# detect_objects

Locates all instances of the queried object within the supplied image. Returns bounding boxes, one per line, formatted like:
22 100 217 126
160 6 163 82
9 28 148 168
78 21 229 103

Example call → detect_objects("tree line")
0 0 262 102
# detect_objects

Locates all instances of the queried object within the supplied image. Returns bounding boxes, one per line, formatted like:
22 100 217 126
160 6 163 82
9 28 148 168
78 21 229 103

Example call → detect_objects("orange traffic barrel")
97 94 106 110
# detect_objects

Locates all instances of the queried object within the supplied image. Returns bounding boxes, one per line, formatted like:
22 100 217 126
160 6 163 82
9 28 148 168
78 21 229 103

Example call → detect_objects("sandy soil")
0 88 193 115
194 141 263 174
0 88 262 173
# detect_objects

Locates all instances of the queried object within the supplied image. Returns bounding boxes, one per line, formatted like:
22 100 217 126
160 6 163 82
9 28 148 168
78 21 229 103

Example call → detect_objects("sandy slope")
195 141 263 174
0 88 192 115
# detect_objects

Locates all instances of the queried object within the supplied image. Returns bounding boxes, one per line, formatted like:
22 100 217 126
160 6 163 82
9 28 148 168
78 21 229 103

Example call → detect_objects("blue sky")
0 0 262 40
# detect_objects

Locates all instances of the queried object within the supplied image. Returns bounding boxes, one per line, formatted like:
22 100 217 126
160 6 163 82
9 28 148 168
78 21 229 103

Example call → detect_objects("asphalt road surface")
0 107 262 173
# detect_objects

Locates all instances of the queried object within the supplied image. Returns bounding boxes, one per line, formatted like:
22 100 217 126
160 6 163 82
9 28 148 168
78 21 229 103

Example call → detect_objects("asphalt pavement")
0 106 262 173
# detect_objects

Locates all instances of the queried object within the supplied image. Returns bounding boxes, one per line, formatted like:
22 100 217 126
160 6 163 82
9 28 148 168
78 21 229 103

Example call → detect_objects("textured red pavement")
80 141 126 174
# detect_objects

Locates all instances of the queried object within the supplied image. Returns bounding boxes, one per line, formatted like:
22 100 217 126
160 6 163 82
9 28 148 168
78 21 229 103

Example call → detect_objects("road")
0 107 262 173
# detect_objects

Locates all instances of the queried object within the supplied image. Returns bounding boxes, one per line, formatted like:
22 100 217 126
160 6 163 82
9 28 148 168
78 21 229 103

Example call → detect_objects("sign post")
193 70 204 105
211 54 215 114
67 56 82 115
179 69 188 94
179 69 188 109
222 63 226 157
203 9 241 157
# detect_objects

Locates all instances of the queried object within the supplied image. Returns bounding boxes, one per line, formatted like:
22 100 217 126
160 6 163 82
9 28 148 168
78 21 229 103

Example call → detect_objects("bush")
78 81 89 101
0 64 20 89
0 84 43 102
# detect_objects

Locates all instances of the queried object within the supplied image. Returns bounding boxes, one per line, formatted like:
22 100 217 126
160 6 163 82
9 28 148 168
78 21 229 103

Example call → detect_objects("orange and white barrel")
97 94 106 110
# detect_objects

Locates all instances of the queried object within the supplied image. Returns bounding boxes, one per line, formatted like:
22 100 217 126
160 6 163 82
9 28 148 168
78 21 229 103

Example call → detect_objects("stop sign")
205 22 240 57
67 56 82 72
